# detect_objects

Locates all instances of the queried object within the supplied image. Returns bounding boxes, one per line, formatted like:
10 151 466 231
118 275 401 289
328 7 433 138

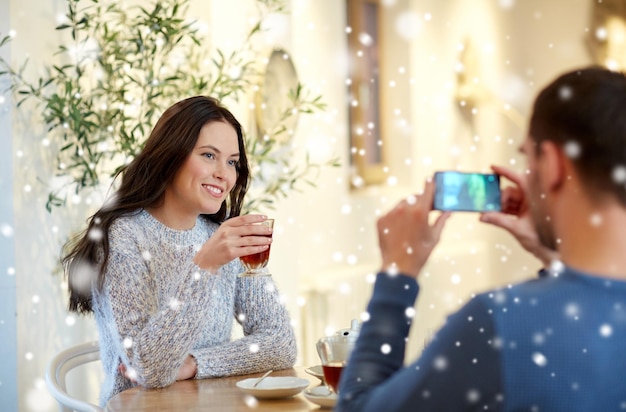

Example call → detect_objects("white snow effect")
126 367 138 381
405 307 416 318
65 315 76 326
88 227 104 241
433 356 448 371
451 274 461 284
558 85 573 101
332 251 343 263
358 32 373 47
168 298 181 311
467 389 481 403
395 11 422 41
492 337 504 349
563 141 581 159
244 395 259 407
141 250 152 261
123 337 133 349
493 290 507 305
589 213 603 227
26 378 56 411
250 343 260 353
381 343 392 354
599 323 613 338
1 223 14 237
532 352 547 367
70 260 97 295
360 311 371 322
498 0 515 9
549 260 565 276
564 302 580 319
612 165 626 183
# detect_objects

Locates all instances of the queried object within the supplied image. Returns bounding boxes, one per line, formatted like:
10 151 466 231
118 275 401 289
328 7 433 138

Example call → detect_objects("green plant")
0 0 339 213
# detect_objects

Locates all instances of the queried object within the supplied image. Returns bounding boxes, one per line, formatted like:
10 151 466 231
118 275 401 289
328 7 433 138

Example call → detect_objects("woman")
62 96 297 406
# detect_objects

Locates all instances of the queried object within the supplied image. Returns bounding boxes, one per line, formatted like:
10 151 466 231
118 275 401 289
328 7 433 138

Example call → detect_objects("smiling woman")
151 121 242 230
61 95 298 407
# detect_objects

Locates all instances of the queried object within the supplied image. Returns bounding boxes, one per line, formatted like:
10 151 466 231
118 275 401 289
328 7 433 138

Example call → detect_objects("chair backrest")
45 341 104 412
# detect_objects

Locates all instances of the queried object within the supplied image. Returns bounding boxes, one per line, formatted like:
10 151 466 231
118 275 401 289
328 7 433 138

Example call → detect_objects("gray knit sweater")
92 209 297 406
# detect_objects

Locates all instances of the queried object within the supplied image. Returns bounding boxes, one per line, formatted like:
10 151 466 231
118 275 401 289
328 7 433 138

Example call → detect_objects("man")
336 67 626 411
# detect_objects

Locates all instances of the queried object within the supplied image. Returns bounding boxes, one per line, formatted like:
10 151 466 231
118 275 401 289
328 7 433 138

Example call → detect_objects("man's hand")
377 179 451 278
480 165 559 267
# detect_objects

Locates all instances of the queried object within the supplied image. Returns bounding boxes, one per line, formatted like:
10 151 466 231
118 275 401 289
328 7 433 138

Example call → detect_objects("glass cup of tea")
238 218 274 277
315 334 357 395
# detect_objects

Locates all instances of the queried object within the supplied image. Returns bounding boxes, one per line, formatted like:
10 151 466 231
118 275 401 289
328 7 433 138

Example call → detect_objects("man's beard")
529 175 558 252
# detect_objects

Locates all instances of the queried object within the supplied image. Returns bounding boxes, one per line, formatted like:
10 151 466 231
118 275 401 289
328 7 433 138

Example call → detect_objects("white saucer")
236 376 309 399
305 365 325 383
303 386 337 408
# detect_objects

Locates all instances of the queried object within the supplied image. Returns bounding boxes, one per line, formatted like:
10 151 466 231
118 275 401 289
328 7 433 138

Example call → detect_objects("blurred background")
0 0 617 410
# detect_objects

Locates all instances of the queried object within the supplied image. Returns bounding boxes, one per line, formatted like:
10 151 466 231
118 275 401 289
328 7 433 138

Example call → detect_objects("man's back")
491 267 626 411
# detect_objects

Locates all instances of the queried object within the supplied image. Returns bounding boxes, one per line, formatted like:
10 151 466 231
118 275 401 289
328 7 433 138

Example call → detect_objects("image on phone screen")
433 171 501 212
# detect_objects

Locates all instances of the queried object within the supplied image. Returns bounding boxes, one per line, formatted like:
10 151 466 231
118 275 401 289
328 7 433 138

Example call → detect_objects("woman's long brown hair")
62 96 250 314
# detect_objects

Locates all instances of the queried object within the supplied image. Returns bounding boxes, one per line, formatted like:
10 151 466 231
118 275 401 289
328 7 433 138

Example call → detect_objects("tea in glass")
238 219 274 277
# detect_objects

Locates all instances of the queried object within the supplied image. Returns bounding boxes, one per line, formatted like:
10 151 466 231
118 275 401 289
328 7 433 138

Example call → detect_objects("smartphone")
433 171 501 212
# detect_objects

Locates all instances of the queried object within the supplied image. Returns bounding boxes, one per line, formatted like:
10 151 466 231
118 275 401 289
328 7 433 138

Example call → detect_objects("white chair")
45 341 104 412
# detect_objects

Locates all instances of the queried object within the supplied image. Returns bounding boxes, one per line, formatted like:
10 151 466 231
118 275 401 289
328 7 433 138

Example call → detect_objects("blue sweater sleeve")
336 272 503 412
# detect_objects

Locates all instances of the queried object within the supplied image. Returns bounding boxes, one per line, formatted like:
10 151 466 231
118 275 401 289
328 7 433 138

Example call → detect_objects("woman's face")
164 120 240 227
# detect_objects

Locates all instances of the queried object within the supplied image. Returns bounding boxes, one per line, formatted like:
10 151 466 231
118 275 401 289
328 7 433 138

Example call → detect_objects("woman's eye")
228 159 239 167
203 153 215 160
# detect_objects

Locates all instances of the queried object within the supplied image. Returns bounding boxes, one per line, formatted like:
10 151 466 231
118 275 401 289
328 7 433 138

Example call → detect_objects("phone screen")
433 171 501 212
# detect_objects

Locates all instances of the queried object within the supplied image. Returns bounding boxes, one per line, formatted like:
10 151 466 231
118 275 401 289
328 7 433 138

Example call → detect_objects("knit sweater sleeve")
102 224 217 389
336 272 503 412
191 275 297 378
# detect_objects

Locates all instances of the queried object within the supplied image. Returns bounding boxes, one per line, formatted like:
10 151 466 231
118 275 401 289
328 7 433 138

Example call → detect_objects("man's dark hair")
530 66 626 205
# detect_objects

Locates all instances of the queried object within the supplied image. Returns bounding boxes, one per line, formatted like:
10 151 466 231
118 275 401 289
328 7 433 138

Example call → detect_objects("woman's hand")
377 179 451 278
480 165 559 267
175 355 198 381
118 355 197 383
193 214 273 271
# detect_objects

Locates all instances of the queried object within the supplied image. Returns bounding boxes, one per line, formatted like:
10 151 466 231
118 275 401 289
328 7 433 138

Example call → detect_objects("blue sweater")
337 268 626 411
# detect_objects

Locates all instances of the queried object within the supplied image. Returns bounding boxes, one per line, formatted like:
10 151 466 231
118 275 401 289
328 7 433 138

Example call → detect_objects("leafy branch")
0 0 339 213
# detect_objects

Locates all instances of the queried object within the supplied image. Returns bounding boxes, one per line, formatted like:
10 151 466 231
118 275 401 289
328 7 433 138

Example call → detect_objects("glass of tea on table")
315 334 357 394
238 218 274 277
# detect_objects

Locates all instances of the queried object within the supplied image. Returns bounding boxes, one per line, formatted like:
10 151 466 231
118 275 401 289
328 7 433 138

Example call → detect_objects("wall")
404 0 593 359
2 0 595 410
0 0 18 410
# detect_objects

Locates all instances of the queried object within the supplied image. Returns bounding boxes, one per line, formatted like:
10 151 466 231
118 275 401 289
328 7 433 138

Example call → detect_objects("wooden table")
106 367 328 411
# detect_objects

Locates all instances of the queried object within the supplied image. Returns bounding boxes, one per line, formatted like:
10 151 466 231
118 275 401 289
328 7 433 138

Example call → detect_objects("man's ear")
538 140 567 193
